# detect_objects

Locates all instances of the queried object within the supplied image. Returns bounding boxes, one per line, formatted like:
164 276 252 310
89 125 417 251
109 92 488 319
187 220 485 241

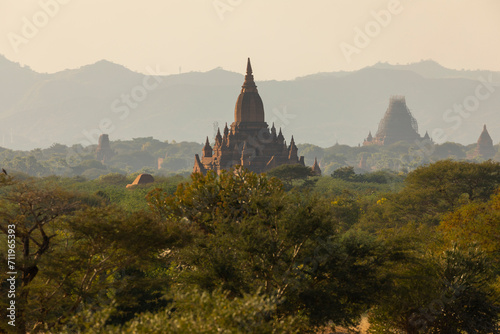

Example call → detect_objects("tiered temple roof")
193 59 305 174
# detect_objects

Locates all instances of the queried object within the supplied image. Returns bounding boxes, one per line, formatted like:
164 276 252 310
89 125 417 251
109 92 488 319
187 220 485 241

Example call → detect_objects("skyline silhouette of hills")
0 55 498 151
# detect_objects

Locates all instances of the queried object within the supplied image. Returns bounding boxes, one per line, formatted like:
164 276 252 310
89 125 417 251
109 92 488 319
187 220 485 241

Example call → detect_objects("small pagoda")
471 124 496 159
312 158 322 176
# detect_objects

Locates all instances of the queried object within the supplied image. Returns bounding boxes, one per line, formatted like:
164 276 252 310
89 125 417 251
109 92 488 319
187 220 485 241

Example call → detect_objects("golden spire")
241 58 257 92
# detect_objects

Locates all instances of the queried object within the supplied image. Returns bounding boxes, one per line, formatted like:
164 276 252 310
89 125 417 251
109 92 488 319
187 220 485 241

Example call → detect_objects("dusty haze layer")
1 0 499 80
0 56 498 151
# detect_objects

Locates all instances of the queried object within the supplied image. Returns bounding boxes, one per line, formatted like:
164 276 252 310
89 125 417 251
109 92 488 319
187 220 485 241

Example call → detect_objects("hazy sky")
1 0 500 80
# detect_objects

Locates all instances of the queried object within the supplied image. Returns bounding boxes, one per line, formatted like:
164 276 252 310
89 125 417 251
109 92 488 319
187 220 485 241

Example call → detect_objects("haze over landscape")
2 0 500 78
1 1 500 150
0 55 499 151
3 2 500 334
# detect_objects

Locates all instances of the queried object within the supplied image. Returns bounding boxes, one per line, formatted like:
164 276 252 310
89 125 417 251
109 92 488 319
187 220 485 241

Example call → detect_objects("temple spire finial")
242 58 257 91
247 58 252 75
215 128 222 145
202 136 213 158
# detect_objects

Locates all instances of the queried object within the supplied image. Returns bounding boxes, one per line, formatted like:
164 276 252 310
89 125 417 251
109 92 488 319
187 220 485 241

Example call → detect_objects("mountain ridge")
0 55 499 150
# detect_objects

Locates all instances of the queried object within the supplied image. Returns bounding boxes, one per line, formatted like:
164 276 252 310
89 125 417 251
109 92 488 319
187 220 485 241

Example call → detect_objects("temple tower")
193 59 305 174
96 134 115 163
364 96 424 146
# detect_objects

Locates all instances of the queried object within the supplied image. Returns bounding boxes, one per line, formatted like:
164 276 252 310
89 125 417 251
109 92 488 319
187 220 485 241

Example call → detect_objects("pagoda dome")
234 58 265 123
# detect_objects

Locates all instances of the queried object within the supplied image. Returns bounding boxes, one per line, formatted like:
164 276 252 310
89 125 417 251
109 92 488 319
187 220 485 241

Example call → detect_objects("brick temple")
193 58 305 174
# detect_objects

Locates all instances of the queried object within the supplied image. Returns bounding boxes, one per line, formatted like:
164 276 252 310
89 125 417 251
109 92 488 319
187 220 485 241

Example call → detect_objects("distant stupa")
364 96 426 146
312 158 322 176
471 124 496 159
96 134 115 163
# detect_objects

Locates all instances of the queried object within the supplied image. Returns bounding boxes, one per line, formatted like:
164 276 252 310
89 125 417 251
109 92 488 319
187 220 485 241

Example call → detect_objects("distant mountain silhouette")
369 60 497 80
0 55 498 150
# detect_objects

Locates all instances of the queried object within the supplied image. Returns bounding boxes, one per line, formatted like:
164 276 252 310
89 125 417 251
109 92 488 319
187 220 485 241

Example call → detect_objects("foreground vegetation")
1 136 498 178
1 160 499 333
